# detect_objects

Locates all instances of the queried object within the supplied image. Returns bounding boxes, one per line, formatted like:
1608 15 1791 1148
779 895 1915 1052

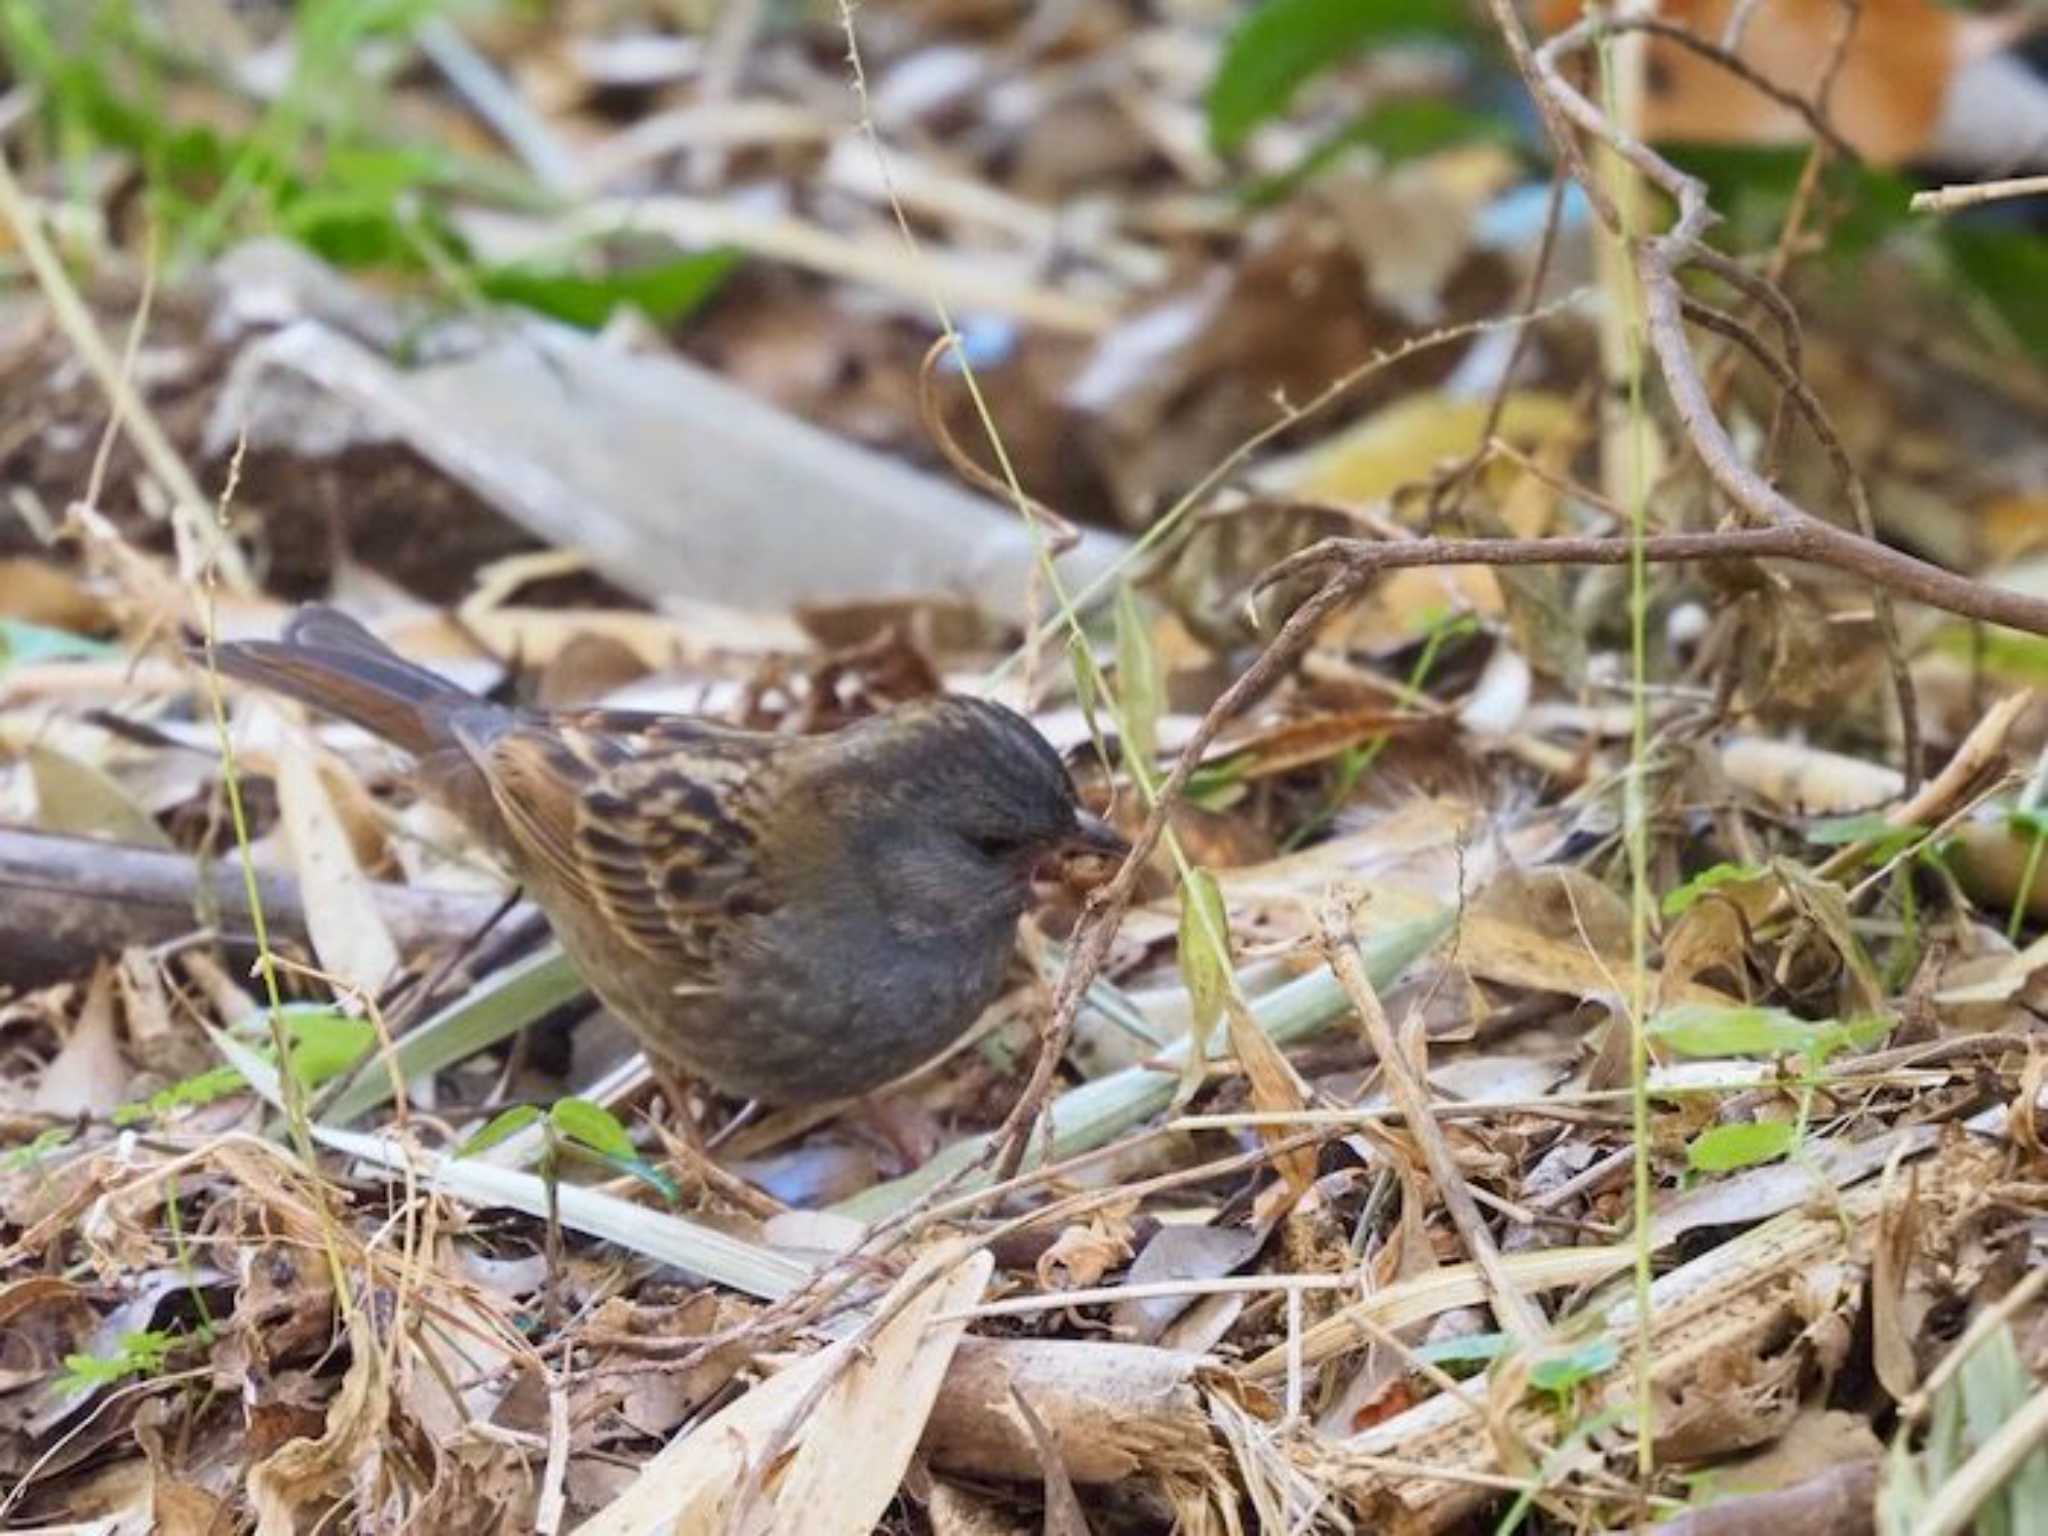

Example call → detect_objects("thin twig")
1257 530 2048 636
1911 173 2048 215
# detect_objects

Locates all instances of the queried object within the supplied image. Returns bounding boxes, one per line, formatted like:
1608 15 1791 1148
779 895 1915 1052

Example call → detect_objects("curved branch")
1258 530 2048 637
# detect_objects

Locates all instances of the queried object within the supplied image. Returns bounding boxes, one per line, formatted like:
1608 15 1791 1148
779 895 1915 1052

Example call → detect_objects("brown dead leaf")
1223 988 1317 1200
1772 858 1889 1019
1035 1201 1139 1293
533 630 655 709
247 1307 388 1536
1212 708 1441 782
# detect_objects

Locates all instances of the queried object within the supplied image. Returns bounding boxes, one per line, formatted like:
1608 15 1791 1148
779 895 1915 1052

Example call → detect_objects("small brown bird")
208 606 1126 1103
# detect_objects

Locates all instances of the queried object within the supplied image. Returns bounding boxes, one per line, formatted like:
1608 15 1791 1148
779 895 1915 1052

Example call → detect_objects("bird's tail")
203 605 481 757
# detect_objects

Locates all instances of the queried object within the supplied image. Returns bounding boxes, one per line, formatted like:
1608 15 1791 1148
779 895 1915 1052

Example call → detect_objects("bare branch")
1258 530 2048 637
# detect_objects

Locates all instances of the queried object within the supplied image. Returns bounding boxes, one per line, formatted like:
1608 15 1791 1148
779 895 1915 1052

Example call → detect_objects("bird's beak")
1065 810 1132 861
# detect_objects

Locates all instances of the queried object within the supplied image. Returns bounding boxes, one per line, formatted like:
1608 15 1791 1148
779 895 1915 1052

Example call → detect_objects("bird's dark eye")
969 831 1024 860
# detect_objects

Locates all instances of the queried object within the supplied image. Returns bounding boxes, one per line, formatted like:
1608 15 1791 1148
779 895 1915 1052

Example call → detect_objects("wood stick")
0 825 516 984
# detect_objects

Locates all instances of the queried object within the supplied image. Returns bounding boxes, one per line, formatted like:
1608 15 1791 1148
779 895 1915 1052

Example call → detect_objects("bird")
205 605 1128 1105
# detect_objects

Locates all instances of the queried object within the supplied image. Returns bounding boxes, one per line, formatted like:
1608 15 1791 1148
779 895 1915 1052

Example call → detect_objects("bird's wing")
455 711 784 971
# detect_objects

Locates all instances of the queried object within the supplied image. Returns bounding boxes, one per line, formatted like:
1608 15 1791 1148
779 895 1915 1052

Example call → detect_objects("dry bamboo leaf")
1257 391 1583 652
31 965 124 1118
118 948 205 1082
1457 909 1729 1013
274 726 399 998
1180 866 1313 1193
0 1493 155 1536
1223 986 1317 1200
579 1243 992 1536
1649 1458 1878 1536
1720 738 1905 816
1870 1155 1923 1403
1113 1223 1268 1345
25 743 171 848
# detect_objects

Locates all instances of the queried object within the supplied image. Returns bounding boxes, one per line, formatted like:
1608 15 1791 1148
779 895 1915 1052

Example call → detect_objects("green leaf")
593 1152 682 1204
1069 642 1105 750
458 1104 544 1158
1528 1335 1620 1396
1662 145 1913 257
1688 1118 1797 1172
1207 0 1472 152
1185 754 1248 811
549 1097 637 1163
1647 1003 1830 1059
117 1006 371 1124
57 1329 180 1394
1662 861 1766 918
3 1125 73 1171
283 1009 377 1089
2008 808 2048 840
322 143 449 199
112 1065 247 1126
1113 582 1163 772
477 250 740 330
320 945 588 1127
1413 1331 1510 1371
1806 812 1913 847
279 191 424 268
1931 623 2048 685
